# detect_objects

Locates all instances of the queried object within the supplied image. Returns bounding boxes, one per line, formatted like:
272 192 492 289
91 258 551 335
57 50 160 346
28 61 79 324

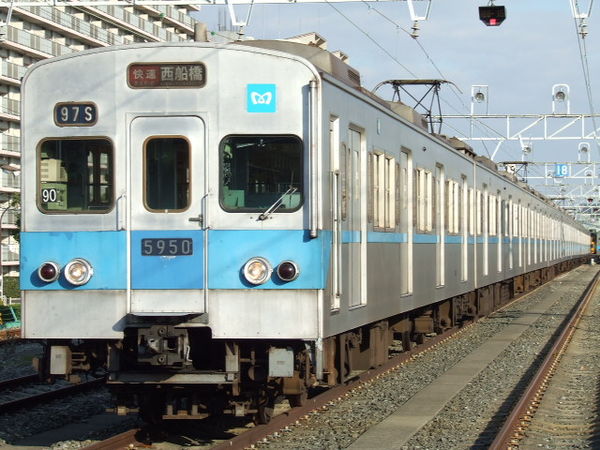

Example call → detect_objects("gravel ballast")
256 265 598 449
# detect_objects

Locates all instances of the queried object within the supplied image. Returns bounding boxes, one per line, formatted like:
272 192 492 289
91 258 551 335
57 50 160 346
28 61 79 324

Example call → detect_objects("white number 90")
41 188 58 203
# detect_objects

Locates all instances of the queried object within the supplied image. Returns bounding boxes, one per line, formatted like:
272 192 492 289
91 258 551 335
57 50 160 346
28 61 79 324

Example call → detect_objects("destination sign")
128 63 206 88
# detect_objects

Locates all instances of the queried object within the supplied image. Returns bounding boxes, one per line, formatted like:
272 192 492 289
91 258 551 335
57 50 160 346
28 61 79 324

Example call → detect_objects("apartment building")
0 2 203 293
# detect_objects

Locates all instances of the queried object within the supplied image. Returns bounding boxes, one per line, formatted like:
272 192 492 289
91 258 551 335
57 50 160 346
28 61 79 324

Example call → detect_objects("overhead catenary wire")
571 1 600 159
354 1 501 157
325 0 418 78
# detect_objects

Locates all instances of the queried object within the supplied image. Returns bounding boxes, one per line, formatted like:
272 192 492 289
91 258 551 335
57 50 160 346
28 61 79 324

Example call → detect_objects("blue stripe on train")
131 230 204 289
207 229 332 289
20 231 127 290
23 229 567 291
20 230 333 290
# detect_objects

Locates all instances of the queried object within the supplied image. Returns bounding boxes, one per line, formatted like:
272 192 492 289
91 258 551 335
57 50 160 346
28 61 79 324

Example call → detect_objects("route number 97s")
54 102 97 126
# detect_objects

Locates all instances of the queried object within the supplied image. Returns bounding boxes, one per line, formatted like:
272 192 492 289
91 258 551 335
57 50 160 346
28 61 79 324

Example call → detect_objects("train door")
483 185 489 276
399 150 412 294
435 164 445 287
342 128 365 308
461 176 468 281
330 117 341 310
508 197 514 270
497 192 502 273
128 116 206 313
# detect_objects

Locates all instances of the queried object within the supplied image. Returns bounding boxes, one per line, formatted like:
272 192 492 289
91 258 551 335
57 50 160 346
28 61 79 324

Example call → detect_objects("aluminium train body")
20 35 590 422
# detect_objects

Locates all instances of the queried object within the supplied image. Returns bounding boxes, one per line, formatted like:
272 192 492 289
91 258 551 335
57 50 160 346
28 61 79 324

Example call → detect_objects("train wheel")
139 394 164 424
254 390 275 424
286 389 307 407
255 404 274 424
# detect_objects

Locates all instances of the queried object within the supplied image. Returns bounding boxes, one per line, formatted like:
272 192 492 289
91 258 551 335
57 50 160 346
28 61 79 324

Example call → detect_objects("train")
19 32 590 423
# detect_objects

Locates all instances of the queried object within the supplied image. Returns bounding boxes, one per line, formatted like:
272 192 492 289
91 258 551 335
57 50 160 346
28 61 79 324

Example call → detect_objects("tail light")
38 261 60 283
277 261 300 282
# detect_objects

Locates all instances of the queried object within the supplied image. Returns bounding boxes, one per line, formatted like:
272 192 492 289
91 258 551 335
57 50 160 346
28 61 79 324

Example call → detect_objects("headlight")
277 261 300 282
64 258 93 286
37 261 60 283
243 257 272 285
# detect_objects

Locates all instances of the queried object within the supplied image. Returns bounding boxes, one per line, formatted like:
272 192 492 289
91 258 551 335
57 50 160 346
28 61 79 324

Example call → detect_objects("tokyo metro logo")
247 84 277 113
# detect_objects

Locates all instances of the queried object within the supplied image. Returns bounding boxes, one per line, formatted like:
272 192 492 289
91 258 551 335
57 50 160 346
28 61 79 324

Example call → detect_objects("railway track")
0 374 105 413
491 270 600 448
263 265 600 449
84 428 145 450
82 321 476 449
0 373 39 390
86 304 498 449
81 266 600 450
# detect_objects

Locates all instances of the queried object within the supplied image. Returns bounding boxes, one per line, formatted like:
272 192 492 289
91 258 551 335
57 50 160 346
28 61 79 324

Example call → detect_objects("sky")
191 0 600 168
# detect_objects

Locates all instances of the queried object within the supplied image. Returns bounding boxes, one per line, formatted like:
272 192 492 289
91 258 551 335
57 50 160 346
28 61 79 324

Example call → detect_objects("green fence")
0 304 20 329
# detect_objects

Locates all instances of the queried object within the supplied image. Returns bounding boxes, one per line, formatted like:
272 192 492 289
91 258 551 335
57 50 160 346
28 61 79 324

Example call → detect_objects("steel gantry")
497 160 600 229
440 113 600 161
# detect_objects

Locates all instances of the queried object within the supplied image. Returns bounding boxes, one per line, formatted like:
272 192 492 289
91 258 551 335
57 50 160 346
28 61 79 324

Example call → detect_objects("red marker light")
38 262 60 283
277 261 300 282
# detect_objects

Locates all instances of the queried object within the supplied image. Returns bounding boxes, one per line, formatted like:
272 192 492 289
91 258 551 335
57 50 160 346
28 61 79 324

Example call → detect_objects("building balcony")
136 4 196 35
1 98 19 117
84 5 173 43
15 6 118 48
5 25 75 59
0 135 20 156
0 210 18 229
0 61 27 86
1 244 19 264
0 174 20 193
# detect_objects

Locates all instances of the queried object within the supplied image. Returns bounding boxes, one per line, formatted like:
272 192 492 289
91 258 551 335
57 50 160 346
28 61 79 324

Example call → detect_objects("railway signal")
479 5 506 26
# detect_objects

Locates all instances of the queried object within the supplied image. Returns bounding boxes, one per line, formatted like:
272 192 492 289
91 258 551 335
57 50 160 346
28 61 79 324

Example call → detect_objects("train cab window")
144 137 189 212
38 139 113 213
220 135 303 212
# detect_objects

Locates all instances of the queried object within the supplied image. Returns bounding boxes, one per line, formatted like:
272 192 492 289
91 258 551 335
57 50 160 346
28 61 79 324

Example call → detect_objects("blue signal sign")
554 164 569 177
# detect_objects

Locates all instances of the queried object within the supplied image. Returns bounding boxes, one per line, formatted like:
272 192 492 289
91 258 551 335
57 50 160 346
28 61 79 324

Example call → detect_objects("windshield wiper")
258 187 297 221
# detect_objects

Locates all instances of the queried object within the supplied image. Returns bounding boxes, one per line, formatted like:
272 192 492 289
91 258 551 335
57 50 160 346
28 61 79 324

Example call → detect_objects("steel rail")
0 377 105 412
84 428 146 450
0 373 38 390
489 270 600 449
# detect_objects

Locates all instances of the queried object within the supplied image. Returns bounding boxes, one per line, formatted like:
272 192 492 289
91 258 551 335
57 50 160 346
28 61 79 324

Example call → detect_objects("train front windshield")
38 139 113 213
220 135 303 212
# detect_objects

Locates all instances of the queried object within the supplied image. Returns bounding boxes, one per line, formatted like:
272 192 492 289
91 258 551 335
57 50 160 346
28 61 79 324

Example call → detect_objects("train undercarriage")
35 258 587 424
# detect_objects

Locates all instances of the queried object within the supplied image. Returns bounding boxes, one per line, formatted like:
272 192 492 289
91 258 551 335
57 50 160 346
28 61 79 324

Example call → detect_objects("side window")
38 138 113 213
489 194 497 236
476 190 482 235
416 168 433 232
145 137 190 212
371 152 396 230
482 187 489 236
447 180 460 234
468 188 475 235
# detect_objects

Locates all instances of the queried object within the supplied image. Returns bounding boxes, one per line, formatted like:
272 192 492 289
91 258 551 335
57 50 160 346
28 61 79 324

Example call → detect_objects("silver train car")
20 34 590 422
